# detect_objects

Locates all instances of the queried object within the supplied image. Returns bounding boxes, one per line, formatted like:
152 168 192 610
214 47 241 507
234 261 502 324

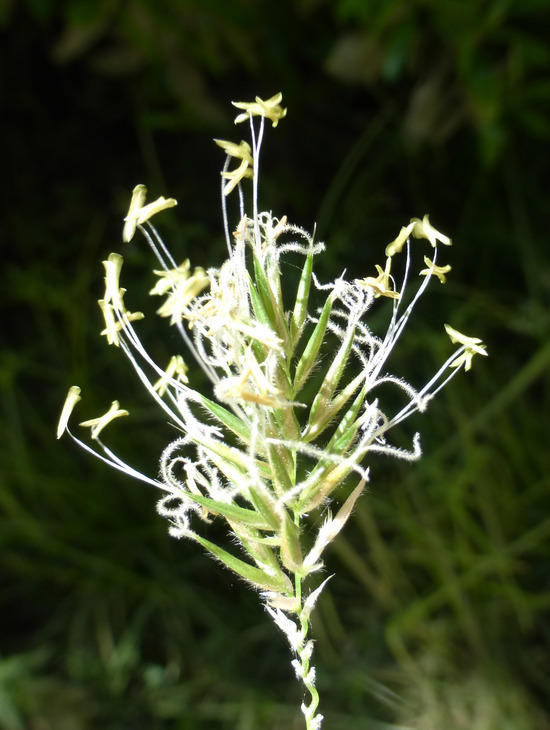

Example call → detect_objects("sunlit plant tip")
59 91 486 730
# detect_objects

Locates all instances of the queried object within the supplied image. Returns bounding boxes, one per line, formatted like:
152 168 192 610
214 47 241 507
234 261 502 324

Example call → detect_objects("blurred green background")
1 0 550 728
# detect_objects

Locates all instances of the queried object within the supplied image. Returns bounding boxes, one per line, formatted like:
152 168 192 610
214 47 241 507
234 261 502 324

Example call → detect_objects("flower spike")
60 93 485 730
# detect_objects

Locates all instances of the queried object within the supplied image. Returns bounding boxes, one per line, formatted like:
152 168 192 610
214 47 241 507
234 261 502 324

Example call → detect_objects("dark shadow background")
2 1 550 728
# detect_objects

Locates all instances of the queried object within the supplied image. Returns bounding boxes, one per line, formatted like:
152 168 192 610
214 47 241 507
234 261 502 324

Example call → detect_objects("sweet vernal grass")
57 93 486 729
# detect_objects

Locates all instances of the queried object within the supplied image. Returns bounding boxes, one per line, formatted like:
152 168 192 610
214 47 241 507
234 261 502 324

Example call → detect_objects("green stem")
294 563 322 729
298 598 322 728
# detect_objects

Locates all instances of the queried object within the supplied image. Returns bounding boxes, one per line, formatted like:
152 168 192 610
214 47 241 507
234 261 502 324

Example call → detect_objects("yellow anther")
232 93 287 127
79 401 129 439
420 256 452 283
